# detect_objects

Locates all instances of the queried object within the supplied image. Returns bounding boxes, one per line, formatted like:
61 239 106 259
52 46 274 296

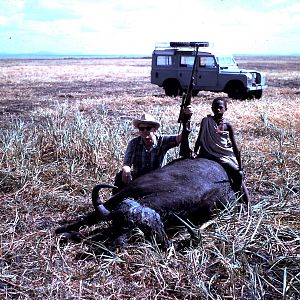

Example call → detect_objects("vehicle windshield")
216 56 237 67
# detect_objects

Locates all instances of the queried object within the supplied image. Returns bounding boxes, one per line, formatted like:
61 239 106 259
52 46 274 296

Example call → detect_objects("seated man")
113 110 191 193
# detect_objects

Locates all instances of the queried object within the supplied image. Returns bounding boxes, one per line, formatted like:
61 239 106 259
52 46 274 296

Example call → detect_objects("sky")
0 0 300 56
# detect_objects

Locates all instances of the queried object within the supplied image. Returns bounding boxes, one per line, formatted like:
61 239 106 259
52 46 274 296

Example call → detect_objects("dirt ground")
0 56 298 115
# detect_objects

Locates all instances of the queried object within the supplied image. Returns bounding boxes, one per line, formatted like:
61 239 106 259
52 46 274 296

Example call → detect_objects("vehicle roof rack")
169 42 209 48
155 42 210 50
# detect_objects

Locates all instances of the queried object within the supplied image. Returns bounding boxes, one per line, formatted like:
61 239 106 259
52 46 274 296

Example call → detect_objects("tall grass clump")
245 110 299 202
0 102 133 196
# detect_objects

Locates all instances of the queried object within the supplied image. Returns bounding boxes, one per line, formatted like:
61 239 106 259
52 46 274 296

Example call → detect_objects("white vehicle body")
151 42 267 99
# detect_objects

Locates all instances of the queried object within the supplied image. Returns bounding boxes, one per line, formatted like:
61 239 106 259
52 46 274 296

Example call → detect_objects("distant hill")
0 52 151 59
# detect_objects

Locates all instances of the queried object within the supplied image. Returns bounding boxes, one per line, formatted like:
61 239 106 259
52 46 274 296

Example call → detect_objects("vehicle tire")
254 90 262 99
163 80 180 97
246 92 254 100
227 83 246 100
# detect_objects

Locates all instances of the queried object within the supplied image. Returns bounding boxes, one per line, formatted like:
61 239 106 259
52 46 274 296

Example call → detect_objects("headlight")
246 74 253 85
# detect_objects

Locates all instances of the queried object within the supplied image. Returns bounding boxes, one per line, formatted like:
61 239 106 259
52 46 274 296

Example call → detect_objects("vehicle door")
195 55 218 88
178 55 195 90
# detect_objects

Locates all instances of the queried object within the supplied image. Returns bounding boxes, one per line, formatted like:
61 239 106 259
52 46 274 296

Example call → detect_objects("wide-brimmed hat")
133 113 160 130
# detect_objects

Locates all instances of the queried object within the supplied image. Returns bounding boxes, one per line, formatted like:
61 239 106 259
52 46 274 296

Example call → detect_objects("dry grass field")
0 56 299 299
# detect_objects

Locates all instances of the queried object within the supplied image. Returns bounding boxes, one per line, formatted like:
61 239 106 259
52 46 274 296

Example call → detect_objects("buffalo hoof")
55 224 80 234
55 225 69 234
59 231 84 243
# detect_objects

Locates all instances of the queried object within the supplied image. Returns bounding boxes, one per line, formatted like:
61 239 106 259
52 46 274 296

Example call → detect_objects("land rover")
151 42 267 99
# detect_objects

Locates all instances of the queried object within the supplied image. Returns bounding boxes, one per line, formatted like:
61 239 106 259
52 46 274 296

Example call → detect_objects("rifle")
175 42 208 158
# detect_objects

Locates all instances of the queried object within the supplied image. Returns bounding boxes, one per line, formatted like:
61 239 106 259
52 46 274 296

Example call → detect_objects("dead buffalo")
56 158 247 248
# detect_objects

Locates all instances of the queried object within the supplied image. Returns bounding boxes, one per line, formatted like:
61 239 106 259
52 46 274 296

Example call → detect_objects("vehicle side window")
156 56 172 66
199 56 216 68
180 56 194 67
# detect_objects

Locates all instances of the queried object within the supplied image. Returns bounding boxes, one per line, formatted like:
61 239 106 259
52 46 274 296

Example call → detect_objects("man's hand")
122 165 132 184
183 105 193 117
179 105 193 124
191 152 198 159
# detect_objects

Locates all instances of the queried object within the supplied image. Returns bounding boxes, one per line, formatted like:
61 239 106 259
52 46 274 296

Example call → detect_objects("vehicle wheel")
254 90 262 99
246 92 254 99
163 80 180 97
227 84 246 100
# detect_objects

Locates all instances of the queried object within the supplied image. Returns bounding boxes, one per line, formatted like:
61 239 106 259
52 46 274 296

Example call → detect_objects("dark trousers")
218 162 243 193
198 153 242 192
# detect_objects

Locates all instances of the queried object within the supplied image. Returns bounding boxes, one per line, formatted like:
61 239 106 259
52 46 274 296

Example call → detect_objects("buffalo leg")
55 211 101 234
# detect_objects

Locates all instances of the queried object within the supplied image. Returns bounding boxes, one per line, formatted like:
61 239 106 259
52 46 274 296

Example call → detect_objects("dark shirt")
123 135 178 178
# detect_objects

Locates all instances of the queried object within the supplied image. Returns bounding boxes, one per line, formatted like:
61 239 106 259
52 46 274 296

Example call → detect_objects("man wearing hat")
113 109 192 193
